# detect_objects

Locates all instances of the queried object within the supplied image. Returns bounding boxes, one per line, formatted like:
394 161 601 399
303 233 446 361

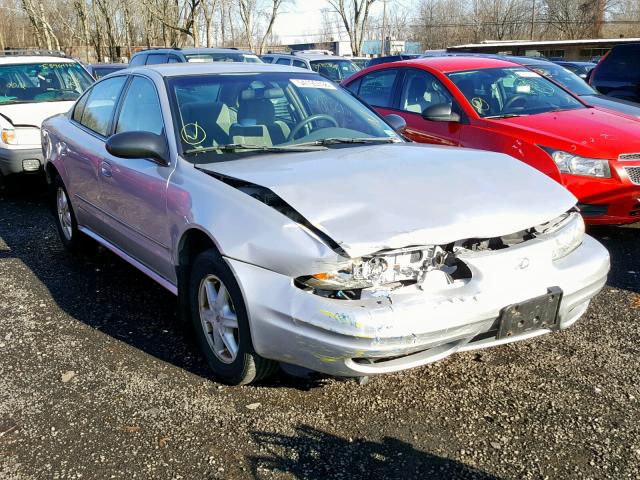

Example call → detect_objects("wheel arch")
45 161 60 184
175 227 221 324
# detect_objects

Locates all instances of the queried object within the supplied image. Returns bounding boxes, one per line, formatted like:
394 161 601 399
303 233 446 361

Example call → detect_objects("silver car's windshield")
0 62 93 104
168 72 401 163
447 67 584 118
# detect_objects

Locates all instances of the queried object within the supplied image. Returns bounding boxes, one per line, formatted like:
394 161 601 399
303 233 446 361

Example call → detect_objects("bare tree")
327 0 378 55
543 0 610 39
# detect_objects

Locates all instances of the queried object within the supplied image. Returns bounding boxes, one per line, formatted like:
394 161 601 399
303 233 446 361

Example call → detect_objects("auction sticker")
291 78 336 89
514 70 541 78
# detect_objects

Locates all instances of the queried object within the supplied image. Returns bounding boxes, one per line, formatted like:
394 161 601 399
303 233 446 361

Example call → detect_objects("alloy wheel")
198 274 240 364
56 186 73 241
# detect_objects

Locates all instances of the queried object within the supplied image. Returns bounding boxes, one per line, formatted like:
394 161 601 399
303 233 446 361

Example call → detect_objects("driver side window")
400 70 453 114
115 77 164 135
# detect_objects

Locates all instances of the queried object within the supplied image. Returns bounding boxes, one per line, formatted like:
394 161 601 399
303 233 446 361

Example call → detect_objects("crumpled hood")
203 143 576 258
494 108 640 158
0 101 74 128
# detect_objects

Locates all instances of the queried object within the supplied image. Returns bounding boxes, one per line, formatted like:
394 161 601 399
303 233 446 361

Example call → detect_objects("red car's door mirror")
422 103 461 123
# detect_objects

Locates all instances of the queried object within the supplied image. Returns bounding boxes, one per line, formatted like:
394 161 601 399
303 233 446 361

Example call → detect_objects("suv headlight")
549 212 585 260
1 128 16 145
545 149 611 178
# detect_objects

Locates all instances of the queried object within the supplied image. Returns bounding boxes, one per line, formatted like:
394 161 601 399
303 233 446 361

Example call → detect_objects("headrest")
408 77 428 97
240 87 284 101
181 101 226 119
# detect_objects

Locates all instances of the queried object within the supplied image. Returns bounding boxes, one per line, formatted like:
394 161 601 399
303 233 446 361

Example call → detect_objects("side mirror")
422 103 461 123
106 131 169 165
384 114 407 134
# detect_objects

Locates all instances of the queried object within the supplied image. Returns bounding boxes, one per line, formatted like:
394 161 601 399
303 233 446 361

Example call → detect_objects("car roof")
0 56 77 65
398 56 521 72
90 63 126 68
134 48 256 56
131 62 314 77
497 55 551 66
294 54 351 61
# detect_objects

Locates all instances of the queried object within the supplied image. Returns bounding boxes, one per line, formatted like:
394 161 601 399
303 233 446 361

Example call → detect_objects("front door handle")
100 161 112 178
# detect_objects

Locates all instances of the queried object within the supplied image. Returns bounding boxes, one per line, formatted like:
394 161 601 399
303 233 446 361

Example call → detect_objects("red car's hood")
490 108 640 158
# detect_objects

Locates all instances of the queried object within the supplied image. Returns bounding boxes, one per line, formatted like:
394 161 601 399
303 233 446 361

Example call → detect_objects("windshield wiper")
485 113 527 119
184 143 327 155
294 137 399 147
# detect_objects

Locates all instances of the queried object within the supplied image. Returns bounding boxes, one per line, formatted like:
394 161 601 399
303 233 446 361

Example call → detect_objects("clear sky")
272 0 394 44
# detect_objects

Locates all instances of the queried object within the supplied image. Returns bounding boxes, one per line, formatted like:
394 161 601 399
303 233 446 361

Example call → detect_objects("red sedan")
343 57 640 225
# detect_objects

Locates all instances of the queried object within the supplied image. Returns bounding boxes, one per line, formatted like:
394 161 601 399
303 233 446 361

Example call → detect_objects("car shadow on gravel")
0 187 331 388
588 223 639 294
0 187 217 380
248 425 501 479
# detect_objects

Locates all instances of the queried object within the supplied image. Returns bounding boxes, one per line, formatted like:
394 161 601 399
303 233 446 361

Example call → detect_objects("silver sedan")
42 63 610 385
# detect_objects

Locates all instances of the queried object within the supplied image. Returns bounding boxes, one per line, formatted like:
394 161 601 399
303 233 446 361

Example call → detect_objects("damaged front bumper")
227 234 609 377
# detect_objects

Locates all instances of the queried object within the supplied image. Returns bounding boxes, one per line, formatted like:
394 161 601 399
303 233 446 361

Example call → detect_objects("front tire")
189 249 277 385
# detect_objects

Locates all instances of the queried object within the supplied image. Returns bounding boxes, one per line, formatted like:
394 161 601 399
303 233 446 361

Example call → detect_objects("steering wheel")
531 82 555 96
504 95 528 110
288 114 338 141
470 97 490 115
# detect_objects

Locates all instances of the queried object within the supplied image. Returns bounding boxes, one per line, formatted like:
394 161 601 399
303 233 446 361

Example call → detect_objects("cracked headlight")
297 246 454 298
546 149 611 178
549 213 585 260
300 270 374 291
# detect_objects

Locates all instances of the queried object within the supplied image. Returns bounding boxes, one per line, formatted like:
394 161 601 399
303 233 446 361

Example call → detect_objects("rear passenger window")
78 76 127 136
167 56 181 64
276 58 291 66
358 69 398 107
72 91 90 123
292 60 307 69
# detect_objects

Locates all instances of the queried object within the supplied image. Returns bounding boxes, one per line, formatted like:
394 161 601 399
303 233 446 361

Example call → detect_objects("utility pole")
381 0 387 57
530 0 535 40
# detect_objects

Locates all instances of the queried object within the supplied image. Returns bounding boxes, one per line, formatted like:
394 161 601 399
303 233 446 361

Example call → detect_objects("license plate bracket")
497 287 563 340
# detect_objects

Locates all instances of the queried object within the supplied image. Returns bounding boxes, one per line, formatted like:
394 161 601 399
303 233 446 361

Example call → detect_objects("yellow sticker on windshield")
181 123 206 145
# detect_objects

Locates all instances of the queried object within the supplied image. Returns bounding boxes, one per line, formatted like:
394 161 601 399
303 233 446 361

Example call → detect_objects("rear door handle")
100 161 112 178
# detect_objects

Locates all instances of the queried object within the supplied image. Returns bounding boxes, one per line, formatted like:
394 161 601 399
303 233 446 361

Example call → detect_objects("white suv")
260 53 359 82
0 51 93 185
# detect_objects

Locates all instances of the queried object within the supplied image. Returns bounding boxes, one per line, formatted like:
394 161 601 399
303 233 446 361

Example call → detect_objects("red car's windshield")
447 67 584 118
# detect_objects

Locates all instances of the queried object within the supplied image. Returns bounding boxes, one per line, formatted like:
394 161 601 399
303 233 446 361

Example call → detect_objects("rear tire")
189 249 277 385
52 175 89 253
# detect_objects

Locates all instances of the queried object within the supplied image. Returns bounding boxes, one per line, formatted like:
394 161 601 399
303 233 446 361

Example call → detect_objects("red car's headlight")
546 149 611 178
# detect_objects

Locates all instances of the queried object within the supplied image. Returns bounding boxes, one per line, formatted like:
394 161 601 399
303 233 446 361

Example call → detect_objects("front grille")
619 153 640 161
624 166 640 185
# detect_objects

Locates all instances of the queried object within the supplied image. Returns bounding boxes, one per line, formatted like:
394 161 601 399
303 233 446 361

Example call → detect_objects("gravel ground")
1 183 639 480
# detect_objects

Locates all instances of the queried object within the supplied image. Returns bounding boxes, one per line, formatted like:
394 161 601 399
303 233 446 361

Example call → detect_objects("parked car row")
5 44 639 386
